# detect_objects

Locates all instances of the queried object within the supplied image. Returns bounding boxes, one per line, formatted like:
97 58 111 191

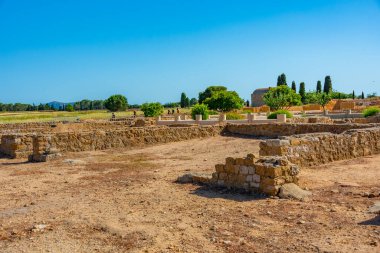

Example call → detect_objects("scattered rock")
176 173 194 184
63 159 86 165
278 183 312 201
368 201 380 214
31 224 48 232
176 173 212 184
337 181 360 187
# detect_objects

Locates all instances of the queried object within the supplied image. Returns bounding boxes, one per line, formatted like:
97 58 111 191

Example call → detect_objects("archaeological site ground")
0 115 379 252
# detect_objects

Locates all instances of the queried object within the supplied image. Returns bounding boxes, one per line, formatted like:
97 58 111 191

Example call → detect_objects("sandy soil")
0 136 379 253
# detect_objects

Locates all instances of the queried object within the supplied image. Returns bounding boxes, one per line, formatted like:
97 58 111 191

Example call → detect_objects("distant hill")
47 101 74 110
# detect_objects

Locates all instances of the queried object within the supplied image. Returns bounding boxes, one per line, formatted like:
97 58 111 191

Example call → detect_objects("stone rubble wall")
210 155 300 195
50 125 223 152
0 125 224 157
226 123 379 138
259 127 380 167
0 134 34 158
288 117 333 124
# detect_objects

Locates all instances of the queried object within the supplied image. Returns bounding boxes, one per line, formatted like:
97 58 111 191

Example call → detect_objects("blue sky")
0 0 379 104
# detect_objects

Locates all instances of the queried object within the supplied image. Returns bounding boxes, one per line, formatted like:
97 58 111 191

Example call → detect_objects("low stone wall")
259 127 380 167
0 134 34 158
51 126 223 152
0 126 224 157
288 117 333 124
226 123 379 138
210 155 300 195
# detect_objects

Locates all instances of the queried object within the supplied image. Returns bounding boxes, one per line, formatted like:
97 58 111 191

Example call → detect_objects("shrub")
203 90 244 112
268 110 293 119
263 85 301 110
140 102 164 117
208 110 219 115
65 104 74 112
191 104 209 120
104 94 128 112
226 112 245 120
363 107 380 118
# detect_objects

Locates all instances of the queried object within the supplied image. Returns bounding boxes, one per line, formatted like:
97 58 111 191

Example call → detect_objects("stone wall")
288 117 333 124
0 125 224 157
226 123 379 138
259 127 380 167
210 155 300 195
50 126 223 152
0 134 34 158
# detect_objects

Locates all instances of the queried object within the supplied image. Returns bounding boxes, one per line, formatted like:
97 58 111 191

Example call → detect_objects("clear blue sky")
0 0 379 104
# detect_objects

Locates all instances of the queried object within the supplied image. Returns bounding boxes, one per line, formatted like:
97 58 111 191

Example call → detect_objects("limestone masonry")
210 155 300 195
259 127 380 167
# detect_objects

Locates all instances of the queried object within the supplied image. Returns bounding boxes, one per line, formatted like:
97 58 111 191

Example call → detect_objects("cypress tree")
299 82 306 104
323 76 332 93
180 92 189 108
291 81 296 92
361 91 365 99
352 90 355 100
277 73 287 86
316 80 322 93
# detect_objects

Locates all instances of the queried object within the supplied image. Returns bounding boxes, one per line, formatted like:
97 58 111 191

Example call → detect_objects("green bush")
65 104 74 112
208 110 219 115
363 107 380 118
104 94 128 112
140 102 164 117
268 110 293 119
191 104 209 120
226 112 245 120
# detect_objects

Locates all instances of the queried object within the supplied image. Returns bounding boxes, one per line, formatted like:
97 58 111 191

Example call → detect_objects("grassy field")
0 108 193 123
0 110 141 123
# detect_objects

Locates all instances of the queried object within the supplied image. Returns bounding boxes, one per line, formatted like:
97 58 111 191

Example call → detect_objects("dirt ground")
0 136 379 253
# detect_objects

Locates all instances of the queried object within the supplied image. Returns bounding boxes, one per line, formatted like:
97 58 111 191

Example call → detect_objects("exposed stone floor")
0 136 379 252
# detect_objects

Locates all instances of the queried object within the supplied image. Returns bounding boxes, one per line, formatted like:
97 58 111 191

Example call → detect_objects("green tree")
361 91 365 99
352 90 355 99
299 82 306 104
198 86 227 104
277 73 287 86
316 92 332 110
191 104 209 120
291 81 296 92
180 92 190 108
203 90 244 112
316 80 322 93
104 95 128 112
323 76 332 93
66 104 74 112
189 98 198 106
263 85 302 110
141 102 164 117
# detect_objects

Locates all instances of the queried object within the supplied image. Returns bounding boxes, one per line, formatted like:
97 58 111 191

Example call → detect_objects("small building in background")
251 88 270 107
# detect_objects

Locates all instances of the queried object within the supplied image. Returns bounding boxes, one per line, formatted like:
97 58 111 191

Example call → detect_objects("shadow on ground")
359 215 380 226
190 185 267 202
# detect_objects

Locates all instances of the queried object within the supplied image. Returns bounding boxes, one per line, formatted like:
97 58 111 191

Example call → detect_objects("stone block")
254 164 266 176
235 158 245 165
250 182 260 188
252 174 261 183
219 172 227 180
239 166 249 175
246 175 253 182
264 166 283 178
248 166 255 174
225 164 235 173
225 157 235 166
215 164 225 173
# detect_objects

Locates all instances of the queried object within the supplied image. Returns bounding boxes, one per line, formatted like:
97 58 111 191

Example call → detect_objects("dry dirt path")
0 136 379 252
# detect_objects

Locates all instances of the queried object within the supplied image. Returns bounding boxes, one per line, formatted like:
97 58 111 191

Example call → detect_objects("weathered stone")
278 183 312 201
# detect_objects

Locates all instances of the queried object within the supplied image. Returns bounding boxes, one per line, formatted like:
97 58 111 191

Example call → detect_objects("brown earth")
0 136 379 253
